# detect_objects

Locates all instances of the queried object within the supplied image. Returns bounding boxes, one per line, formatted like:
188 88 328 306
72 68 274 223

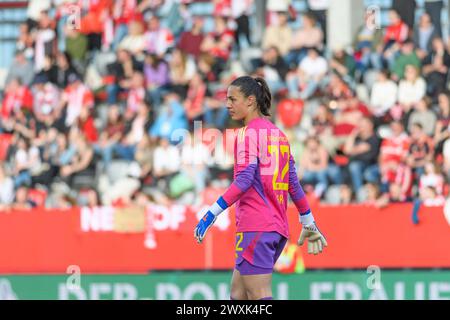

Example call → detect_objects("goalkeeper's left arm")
288 154 327 255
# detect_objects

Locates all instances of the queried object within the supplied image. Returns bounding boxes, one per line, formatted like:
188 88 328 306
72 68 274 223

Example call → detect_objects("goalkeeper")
194 76 327 300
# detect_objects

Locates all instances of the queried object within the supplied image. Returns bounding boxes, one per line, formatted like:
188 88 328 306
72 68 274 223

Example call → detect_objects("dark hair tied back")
230 76 272 116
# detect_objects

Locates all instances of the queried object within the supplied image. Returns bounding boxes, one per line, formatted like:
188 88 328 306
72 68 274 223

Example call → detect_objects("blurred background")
0 0 449 300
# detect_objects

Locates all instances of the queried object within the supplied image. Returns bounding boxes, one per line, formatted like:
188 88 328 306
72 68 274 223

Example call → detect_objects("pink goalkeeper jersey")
222 117 311 238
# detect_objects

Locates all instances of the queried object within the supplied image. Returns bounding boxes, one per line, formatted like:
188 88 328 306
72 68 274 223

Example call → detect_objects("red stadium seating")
277 98 303 128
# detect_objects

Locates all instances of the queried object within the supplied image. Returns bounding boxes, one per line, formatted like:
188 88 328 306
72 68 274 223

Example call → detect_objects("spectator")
344 117 381 192
422 37 450 100
433 93 450 153
329 47 356 81
262 11 292 56
5 50 35 87
299 136 330 199
144 15 175 57
287 13 324 68
60 74 94 128
383 9 409 47
286 48 328 100
60 133 95 188
390 40 421 81
419 161 445 195
16 22 34 59
180 130 212 196
392 0 416 30
231 0 253 51
407 97 437 136
375 163 413 208
65 26 89 75
11 186 37 210
94 105 125 168
1 78 34 121
34 11 56 72
77 107 98 144
150 92 188 142
424 0 444 37
153 137 181 194
31 75 60 123
378 121 410 192
118 20 146 56
54 52 79 89
177 15 205 59
353 10 384 73
115 102 152 161
105 49 143 105
12 137 39 189
134 134 154 183
183 73 208 122
413 13 439 59
125 71 147 117
369 69 398 120
112 0 138 50
168 48 196 99
144 52 170 108
200 15 234 73
254 46 289 94
406 122 434 177
397 65 426 116
0 165 14 210
307 0 329 43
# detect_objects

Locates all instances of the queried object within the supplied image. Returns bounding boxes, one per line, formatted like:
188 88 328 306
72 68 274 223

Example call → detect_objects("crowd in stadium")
0 0 449 214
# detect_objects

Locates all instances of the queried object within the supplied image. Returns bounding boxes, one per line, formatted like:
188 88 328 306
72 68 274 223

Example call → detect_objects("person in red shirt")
379 121 410 190
177 15 205 59
1 78 33 120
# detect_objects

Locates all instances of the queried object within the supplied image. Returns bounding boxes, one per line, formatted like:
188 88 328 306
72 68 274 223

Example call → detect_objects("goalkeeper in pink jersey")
194 76 327 300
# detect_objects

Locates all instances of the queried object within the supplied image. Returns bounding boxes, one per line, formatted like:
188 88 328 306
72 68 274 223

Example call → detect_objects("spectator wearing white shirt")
397 65 426 113
370 70 398 118
118 20 146 57
286 48 328 100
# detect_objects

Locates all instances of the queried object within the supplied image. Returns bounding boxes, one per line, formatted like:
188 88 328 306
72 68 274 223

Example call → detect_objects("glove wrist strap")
209 196 229 216
300 210 315 225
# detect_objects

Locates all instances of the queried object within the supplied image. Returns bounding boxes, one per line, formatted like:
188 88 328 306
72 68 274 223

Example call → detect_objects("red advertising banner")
0 203 449 273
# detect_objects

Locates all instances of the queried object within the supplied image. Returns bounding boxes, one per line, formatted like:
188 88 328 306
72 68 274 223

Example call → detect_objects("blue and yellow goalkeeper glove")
194 197 228 244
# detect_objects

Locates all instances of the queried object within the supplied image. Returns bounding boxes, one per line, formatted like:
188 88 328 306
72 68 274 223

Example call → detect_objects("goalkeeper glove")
297 210 327 255
194 196 228 244
194 210 217 244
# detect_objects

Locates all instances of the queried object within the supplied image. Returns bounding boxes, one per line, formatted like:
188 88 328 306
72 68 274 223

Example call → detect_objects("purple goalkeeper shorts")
235 231 288 275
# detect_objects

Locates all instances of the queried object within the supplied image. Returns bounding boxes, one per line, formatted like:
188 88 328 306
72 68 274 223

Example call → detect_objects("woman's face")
108 106 120 122
439 94 449 110
226 85 252 121
405 66 418 81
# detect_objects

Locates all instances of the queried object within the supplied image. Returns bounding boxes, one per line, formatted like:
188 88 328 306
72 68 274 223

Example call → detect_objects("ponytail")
230 76 272 116
254 77 272 116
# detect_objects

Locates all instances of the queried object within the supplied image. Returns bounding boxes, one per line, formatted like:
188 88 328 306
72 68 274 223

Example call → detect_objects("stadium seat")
277 98 304 128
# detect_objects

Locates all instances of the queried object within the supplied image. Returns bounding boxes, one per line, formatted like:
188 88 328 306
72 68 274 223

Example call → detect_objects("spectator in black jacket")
105 48 143 105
